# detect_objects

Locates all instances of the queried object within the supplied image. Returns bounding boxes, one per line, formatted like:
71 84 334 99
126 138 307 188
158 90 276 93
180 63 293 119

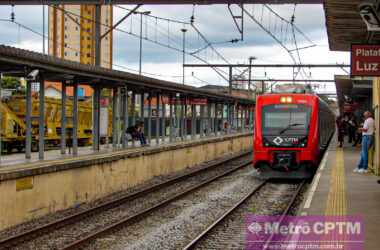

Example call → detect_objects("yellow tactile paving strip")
325 148 347 216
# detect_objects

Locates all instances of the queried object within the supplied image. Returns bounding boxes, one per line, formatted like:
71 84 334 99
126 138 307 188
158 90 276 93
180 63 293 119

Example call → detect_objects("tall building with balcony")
48 5 113 68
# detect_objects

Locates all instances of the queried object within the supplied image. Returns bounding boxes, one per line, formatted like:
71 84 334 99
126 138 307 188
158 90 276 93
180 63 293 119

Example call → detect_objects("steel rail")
262 180 306 248
0 150 252 249
182 180 268 250
60 157 253 249
183 180 306 250
281 180 305 216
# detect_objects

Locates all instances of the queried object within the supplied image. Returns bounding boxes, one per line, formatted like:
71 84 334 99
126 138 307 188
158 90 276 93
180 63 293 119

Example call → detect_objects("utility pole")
181 28 187 85
93 4 101 151
42 4 45 54
248 56 256 91
95 5 101 67
138 11 151 75
139 13 143 75
229 66 232 95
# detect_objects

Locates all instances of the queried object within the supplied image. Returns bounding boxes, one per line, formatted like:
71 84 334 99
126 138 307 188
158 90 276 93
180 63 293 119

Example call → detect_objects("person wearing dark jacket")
336 116 345 147
347 116 358 144
353 120 363 147
127 121 147 146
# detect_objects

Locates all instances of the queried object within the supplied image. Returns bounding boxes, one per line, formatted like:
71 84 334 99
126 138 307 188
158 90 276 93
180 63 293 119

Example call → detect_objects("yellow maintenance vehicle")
0 99 26 152
0 95 112 153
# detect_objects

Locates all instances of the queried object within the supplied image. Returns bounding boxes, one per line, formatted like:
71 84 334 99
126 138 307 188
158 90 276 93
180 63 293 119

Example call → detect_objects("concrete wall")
0 133 252 231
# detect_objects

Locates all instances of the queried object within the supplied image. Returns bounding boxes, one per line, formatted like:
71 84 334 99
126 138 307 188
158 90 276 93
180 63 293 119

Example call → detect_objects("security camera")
359 3 380 31
26 69 39 81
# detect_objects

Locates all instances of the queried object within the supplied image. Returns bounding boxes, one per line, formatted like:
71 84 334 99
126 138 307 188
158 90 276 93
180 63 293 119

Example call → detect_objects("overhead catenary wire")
241 7 298 64
116 5 190 25
186 5 244 75
117 4 232 63
238 4 318 81
266 4 315 81
264 4 315 46
51 5 202 61
0 18 193 80
191 73 214 86
290 4 302 79
4 5 328 84
290 4 309 80
131 7 235 76
50 4 231 82
117 4 241 72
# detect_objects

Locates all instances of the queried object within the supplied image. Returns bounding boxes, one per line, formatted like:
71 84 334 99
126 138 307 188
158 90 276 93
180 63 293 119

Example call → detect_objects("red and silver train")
253 93 335 179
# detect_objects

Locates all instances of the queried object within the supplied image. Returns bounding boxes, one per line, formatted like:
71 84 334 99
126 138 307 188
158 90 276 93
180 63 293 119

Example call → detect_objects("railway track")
0 151 252 250
183 180 306 250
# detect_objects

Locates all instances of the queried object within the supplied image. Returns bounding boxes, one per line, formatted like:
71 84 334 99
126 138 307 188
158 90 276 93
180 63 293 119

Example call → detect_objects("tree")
1 76 21 89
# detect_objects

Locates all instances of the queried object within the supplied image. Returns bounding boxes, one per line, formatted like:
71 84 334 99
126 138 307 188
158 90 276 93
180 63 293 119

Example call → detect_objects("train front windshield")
262 104 311 136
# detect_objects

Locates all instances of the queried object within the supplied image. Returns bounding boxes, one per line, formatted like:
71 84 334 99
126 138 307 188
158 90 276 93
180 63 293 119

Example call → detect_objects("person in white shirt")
354 111 375 173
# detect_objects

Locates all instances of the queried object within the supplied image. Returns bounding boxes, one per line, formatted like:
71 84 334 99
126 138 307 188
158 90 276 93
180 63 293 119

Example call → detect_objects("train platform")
0 132 247 176
0 133 233 169
0 135 190 167
299 138 380 250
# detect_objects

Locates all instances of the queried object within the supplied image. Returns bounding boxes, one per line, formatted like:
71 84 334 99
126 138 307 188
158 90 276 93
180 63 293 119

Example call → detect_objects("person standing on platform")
223 121 229 134
336 116 345 147
348 115 358 144
354 111 375 173
127 121 147 146
353 119 363 147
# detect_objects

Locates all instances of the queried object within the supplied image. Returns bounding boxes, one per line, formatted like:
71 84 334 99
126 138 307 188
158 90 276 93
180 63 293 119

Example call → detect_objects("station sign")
188 98 208 105
163 97 208 105
351 44 380 76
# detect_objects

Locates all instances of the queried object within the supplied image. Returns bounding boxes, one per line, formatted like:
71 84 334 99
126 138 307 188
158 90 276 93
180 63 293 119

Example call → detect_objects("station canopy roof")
0 0 322 5
324 0 379 51
325 1 378 114
335 75 372 114
0 44 254 105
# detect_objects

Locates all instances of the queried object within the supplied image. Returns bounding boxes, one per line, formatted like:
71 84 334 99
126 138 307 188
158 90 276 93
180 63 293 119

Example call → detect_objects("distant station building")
199 85 255 99
48 4 113 68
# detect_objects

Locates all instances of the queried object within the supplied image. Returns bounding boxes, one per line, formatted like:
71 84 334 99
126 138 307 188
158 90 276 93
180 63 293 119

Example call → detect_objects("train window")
264 113 307 128
262 104 311 135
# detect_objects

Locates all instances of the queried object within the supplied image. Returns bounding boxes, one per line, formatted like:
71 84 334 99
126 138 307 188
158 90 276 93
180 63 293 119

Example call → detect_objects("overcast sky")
0 4 350 93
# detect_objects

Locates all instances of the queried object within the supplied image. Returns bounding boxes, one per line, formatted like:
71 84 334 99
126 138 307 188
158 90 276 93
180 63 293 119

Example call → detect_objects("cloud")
11 39 43 52
0 3 350 92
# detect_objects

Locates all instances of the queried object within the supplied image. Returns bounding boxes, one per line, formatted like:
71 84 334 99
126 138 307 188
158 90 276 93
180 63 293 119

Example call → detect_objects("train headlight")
280 96 293 103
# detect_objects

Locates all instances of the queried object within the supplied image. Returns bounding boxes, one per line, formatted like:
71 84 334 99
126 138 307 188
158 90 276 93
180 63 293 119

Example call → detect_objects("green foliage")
1 76 22 89
1 77 25 95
